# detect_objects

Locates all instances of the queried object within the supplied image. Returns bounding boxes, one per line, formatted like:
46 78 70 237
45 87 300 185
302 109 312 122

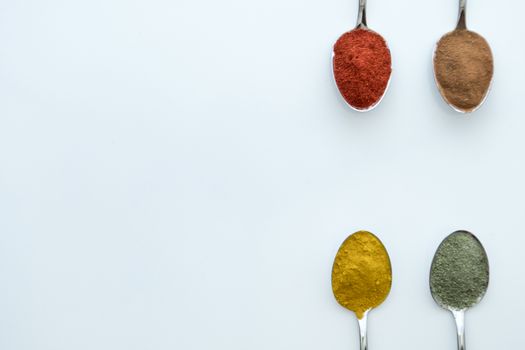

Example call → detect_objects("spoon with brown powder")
433 0 494 113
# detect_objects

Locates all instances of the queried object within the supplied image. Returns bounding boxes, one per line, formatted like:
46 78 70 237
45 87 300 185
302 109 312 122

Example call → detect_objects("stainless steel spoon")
332 0 392 112
332 231 392 350
429 230 489 350
356 0 368 29
433 0 494 113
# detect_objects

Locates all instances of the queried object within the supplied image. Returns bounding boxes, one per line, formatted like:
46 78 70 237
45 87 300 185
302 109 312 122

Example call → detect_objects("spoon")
429 230 489 350
332 231 392 350
332 0 392 112
433 0 494 113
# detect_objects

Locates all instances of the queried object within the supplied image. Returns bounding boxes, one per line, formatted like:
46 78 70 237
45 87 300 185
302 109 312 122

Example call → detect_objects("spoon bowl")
332 0 392 112
433 0 494 113
332 231 392 350
430 230 489 350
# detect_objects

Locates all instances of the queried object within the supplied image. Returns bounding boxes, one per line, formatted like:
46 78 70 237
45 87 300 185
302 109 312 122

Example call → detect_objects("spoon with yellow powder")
433 0 494 113
331 231 392 350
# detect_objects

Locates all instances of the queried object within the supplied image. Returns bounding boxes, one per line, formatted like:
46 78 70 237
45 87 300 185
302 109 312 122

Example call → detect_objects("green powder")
430 231 489 311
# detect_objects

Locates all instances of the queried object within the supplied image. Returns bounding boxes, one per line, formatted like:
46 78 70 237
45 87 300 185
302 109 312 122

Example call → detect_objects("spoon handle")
356 0 367 29
452 310 466 350
357 312 368 350
456 0 467 30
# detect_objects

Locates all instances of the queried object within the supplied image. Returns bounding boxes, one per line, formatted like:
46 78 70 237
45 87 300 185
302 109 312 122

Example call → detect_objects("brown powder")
434 29 494 112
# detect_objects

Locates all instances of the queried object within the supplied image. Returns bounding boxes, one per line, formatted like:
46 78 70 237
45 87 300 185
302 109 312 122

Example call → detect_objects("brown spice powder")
434 29 494 112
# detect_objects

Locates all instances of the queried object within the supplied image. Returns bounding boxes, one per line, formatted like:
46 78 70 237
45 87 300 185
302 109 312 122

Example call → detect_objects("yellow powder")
331 231 392 319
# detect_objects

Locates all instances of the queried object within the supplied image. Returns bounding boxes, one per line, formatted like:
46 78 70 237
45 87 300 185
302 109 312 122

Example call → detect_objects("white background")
0 0 522 349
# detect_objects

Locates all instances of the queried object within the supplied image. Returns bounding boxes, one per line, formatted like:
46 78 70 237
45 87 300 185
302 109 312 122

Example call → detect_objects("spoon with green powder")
430 230 489 350
332 231 392 350
433 0 494 113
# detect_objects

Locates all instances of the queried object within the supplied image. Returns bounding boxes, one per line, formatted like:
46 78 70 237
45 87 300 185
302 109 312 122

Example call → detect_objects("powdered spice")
434 30 494 112
333 29 392 110
332 231 392 319
430 231 489 311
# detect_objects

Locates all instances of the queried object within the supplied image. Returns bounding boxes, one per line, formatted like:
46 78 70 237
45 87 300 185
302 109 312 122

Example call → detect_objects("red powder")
333 29 392 110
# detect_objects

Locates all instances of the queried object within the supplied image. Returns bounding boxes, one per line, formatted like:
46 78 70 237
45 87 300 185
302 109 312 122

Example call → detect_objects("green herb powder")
430 231 489 310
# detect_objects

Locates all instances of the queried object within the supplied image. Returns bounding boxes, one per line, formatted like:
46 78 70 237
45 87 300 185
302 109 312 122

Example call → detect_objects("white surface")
0 0 522 349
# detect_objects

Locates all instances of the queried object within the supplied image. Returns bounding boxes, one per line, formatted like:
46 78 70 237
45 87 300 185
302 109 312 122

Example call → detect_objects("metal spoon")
433 0 494 113
332 0 392 112
332 231 392 350
429 230 489 350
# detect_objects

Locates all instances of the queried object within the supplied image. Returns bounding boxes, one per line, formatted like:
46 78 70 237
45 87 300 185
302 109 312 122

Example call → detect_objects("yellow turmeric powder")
331 231 392 319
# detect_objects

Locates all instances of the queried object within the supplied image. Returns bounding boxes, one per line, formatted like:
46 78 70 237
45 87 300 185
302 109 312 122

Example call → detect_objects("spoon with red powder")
333 0 392 112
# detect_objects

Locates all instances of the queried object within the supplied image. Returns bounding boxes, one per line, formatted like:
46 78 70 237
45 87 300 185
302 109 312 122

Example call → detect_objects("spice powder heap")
332 231 392 319
333 29 392 110
434 30 494 112
430 231 489 311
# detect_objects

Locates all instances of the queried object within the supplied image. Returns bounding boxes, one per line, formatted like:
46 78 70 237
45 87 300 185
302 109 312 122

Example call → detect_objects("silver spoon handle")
356 0 367 28
357 312 368 350
452 310 466 350
457 0 467 30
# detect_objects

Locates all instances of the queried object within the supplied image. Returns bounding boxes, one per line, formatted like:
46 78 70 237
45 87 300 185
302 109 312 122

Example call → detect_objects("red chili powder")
333 29 392 110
